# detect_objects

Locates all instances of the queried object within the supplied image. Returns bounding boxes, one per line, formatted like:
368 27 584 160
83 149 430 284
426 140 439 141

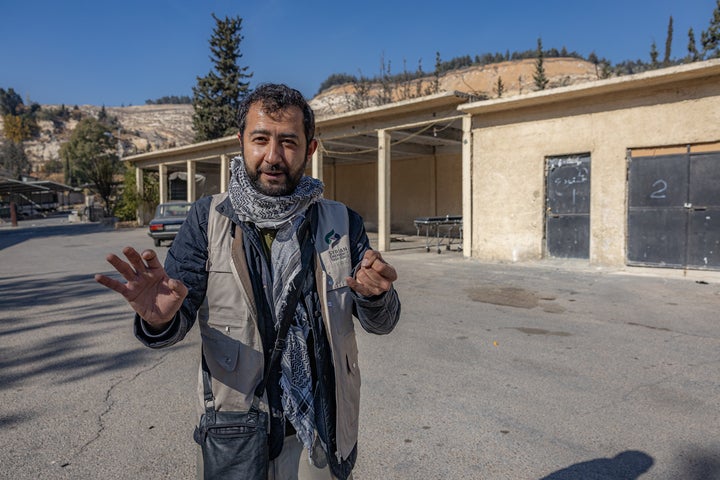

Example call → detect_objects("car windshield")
158 203 192 217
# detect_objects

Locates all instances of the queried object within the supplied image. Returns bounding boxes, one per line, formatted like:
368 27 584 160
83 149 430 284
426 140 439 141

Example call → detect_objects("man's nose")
264 139 282 165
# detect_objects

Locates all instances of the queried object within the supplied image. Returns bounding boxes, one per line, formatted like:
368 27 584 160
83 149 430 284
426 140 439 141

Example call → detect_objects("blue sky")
1 0 715 106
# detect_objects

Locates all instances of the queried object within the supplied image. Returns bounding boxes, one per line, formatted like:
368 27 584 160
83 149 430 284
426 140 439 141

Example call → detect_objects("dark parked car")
147 201 192 246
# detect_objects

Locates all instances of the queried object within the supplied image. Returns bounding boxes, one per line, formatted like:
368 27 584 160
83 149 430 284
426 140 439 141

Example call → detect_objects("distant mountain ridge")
310 58 599 115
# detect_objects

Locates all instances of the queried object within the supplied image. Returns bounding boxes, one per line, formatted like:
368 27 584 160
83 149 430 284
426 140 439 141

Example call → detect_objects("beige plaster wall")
331 153 462 234
471 79 720 266
435 153 463 216
333 162 378 228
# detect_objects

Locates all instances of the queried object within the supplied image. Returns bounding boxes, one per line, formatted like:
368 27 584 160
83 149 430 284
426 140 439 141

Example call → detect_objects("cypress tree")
687 28 701 62
533 38 549 90
192 14 253 142
701 0 720 59
663 16 674 65
495 76 505 98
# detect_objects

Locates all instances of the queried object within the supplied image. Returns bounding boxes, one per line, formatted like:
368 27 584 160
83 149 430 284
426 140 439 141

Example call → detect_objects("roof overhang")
0 178 51 196
459 59 720 116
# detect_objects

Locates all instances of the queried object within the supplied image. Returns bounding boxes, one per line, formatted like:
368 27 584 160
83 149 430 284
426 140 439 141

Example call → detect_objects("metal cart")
413 215 463 253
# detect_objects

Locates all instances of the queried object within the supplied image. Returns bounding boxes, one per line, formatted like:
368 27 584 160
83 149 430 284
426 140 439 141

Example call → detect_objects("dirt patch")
509 327 571 337
467 285 566 313
466 286 539 309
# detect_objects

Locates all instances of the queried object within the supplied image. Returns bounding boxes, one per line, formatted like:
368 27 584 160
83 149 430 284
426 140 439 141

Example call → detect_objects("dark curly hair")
237 84 315 152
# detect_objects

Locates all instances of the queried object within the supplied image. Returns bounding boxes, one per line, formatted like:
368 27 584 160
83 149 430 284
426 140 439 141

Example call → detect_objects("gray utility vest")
197 192 361 461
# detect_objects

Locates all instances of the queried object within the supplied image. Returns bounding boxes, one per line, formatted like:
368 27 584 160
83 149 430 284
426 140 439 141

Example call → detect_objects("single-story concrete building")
124 58 720 270
459 58 720 270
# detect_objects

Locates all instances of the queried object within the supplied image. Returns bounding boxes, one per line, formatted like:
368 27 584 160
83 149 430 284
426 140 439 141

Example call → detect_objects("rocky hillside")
3 58 600 178
310 58 599 115
13 104 195 179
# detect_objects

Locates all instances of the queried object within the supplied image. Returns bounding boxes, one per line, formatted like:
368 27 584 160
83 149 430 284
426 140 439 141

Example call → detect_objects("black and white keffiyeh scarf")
228 156 324 456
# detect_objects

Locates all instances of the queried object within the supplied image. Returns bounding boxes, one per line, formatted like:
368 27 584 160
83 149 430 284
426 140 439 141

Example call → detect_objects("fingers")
123 246 149 275
105 252 139 283
94 273 129 296
141 249 163 271
104 247 162 282
168 278 189 298
361 250 398 282
345 271 390 297
347 249 398 296
99 247 164 292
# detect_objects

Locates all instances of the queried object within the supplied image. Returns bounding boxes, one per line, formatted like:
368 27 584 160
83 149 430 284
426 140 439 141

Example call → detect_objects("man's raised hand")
346 249 398 297
94 247 187 330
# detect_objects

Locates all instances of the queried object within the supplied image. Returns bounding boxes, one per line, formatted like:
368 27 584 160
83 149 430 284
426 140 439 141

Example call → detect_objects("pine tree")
701 0 720 58
650 40 659 67
192 14 253 142
0 88 23 116
687 28 701 62
663 16 674 65
533 38 549 90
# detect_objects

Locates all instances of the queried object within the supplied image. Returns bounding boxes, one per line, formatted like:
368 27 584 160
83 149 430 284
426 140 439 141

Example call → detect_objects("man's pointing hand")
346 250 397 297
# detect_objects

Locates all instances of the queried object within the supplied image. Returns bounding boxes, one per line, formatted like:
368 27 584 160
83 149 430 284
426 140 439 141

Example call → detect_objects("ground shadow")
539 450 654 479
0 270 196 399
0 221 113 250
0 271 110 311
678 448 720 480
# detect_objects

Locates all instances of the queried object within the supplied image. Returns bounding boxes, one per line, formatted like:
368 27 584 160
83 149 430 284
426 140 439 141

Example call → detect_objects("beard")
246 162 304 197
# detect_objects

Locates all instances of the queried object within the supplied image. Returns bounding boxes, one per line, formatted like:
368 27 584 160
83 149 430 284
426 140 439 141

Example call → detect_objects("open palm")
95 246 187 329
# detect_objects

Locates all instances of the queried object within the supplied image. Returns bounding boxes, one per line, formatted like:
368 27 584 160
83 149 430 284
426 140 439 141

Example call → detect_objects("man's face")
240 103 317 196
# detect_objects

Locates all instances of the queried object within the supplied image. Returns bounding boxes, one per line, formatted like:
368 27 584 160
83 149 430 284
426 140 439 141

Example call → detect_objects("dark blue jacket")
135 194 400 479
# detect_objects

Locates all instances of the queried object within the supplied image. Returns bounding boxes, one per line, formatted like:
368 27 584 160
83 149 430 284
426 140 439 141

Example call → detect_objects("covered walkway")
124 91 473 253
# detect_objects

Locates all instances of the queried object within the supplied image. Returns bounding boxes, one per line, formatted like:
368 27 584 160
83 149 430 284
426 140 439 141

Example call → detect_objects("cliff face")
310 58 600 116
1 104 195 179
2 58 601 178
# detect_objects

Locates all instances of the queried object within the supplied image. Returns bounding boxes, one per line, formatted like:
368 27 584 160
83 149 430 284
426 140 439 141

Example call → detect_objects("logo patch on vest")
320 229 350 290
324 229 341 248
315 204 352 291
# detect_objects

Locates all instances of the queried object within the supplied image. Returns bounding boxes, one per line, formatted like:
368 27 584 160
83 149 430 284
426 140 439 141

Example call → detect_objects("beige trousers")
196 435 353 480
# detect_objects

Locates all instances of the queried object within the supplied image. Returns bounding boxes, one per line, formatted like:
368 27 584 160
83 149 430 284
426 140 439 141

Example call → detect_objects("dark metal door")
687 152 720 268
545 154 591 259
627 151 720 269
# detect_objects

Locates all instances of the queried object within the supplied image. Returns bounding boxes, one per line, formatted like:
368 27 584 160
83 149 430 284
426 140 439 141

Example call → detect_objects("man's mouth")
260 170 286 181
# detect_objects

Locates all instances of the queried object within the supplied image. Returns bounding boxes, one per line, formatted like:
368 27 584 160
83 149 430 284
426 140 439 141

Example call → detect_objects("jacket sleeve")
134 196 212 348
346 207 401 335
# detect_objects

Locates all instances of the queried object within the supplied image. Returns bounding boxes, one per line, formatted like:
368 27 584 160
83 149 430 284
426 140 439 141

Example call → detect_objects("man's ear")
306 138 318 158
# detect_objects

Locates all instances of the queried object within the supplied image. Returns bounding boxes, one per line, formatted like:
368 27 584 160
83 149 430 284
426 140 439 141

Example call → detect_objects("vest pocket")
206 270 252 330
200 326 265 412
202 328 240 372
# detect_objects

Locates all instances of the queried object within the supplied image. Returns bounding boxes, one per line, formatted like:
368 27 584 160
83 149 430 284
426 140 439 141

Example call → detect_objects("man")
95 83 400 480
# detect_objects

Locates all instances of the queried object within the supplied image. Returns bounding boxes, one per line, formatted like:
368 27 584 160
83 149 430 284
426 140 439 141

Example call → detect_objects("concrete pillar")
326 163 336 200
159 164 168 204
378 129 391 252
220 154 230 193
312 141 323 183
135 167 144 226
462 115 473 257
186 160 196 202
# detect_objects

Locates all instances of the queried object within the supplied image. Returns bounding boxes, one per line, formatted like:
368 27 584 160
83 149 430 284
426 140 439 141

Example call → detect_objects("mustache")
258 164 288 174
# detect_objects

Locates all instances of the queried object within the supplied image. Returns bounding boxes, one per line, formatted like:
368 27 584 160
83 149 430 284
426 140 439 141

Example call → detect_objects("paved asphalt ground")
1 216 719 479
